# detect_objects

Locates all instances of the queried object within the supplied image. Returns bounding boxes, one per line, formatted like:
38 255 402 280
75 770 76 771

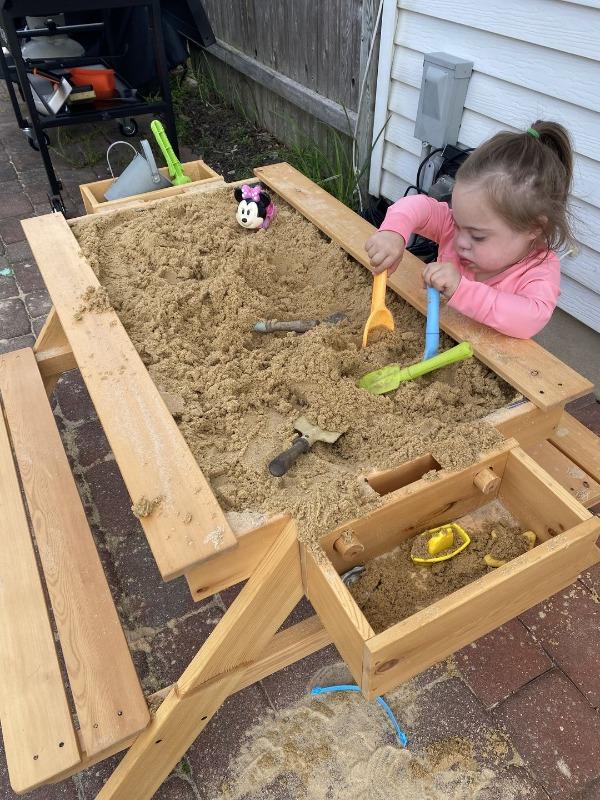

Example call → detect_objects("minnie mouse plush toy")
234 184 277 230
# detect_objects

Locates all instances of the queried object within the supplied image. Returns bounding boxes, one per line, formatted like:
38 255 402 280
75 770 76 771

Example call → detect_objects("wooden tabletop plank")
0 375 80 793
22 213 237 580
255 163 592 409
0 348 150 757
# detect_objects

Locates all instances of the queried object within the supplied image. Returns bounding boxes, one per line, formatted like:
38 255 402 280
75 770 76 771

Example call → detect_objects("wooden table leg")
96 521 303 800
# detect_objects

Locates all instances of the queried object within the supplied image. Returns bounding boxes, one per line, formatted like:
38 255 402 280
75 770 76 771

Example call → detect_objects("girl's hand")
365 231 405 275
423 262 461 299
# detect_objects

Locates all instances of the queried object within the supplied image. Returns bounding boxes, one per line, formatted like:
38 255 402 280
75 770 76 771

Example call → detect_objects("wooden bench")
524 412 600 509
0 348 149 794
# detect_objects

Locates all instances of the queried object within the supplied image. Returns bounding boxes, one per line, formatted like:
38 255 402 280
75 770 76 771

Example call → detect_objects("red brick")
400 676 516 770
261 645 339 710
566 395 597 415
476 765 551 799
0 273 17 300
23 288 51 319
572 404 600 437
0 747 80 800
84 459 135 537
185 683 272 792
75 418 111 468
520 582 600 707
574 776 600 799
0 216 26 244
11 260 47 293
0 297 31 338
580 564 600 595
106 520 200 630
493 669 600 799
456 618 552 708
145 603 224 686
54 369 97 422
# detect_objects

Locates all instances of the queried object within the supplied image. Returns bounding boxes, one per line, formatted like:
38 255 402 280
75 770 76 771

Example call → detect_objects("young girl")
365 121 574 338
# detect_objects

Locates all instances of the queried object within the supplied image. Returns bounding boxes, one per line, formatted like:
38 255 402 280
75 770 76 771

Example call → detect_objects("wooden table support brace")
95 521 304 800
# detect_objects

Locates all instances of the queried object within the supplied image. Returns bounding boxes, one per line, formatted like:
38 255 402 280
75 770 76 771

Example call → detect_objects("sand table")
72 187 516 542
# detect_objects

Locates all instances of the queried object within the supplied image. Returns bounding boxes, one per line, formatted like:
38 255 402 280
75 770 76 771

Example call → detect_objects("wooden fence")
199 0 381 172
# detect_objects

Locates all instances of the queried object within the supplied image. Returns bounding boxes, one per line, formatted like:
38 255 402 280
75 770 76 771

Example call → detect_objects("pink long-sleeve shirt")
379 194 561 338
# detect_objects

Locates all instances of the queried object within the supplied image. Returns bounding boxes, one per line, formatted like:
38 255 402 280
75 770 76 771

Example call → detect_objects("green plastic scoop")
358 341 474 395
150 119 191 185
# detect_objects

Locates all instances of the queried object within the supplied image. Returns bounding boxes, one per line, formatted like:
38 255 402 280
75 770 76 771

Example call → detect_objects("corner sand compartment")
349 501 534 633
71 186 517 544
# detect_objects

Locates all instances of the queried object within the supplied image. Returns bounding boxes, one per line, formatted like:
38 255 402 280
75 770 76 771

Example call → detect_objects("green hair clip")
526 127 540 139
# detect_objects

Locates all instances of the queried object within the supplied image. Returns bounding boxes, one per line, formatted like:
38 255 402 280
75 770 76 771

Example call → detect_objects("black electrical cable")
415 147 444 193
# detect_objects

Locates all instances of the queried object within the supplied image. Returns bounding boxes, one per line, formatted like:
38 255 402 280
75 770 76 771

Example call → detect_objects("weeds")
170 52 370 209
51 125 103 168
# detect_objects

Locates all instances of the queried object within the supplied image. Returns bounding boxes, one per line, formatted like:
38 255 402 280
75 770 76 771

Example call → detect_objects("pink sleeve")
447 269 561 338
379 194 454 245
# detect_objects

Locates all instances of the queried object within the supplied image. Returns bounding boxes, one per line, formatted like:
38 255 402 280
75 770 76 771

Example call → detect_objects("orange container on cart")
69 67 116 99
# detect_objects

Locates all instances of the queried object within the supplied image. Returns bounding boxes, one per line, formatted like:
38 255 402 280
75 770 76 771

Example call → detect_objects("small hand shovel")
358 341 474 395
269 417 342 477
362 271 395 347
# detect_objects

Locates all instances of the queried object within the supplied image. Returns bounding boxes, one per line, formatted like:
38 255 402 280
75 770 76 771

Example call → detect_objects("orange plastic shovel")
362 270 395 347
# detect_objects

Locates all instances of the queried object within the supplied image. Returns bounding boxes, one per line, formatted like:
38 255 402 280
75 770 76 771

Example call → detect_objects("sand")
72 187 517 542
211 661 529 800
349 501 532 633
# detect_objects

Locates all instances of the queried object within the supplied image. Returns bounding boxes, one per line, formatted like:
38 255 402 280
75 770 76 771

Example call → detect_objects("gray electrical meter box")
414 53 473 148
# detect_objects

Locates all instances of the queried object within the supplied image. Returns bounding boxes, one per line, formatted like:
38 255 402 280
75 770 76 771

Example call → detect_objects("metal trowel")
269 416 342 477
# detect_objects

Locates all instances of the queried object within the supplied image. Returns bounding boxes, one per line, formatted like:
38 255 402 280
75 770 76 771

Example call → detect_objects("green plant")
51 125 103 168
273 108 388 212
187 51 259 127
167 48 387 212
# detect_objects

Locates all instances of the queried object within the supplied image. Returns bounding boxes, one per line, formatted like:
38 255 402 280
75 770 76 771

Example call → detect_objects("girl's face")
451 181 539 276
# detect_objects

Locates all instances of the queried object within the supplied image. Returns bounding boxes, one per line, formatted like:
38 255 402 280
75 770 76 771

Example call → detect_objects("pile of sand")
212 662 526 800
72 187 516 542
349 502 531 632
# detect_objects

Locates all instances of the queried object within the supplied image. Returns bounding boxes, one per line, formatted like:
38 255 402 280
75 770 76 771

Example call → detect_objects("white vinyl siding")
370 0 600 331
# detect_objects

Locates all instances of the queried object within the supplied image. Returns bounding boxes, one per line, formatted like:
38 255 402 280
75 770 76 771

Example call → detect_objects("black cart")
0 0 179 213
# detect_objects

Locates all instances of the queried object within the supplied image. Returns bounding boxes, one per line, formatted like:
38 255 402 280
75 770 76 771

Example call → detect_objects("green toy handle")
150 120 190 184
396 341 473 383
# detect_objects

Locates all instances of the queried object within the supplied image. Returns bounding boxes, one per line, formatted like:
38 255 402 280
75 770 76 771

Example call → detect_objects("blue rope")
310 684 408 747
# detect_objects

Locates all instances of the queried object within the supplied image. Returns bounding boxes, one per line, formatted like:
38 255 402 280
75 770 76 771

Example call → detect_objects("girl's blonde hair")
456 120 574 252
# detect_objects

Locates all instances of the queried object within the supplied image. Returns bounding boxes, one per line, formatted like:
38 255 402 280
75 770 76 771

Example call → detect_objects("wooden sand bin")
1 164 599 797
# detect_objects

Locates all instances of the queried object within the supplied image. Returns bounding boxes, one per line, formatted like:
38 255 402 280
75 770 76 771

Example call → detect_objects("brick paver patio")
1 80 599 800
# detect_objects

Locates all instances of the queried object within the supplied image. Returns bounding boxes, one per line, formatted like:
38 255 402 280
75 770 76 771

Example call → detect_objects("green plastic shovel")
150 119 191 185
358 341 474 395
